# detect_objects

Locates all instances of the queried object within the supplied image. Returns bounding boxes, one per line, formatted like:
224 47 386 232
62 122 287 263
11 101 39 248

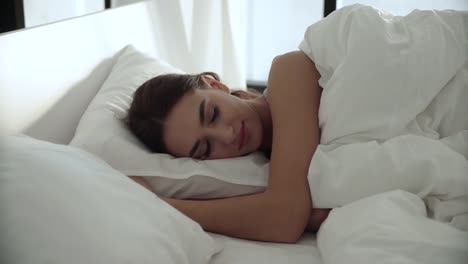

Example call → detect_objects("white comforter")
298 5 468 263
299 4 468 230
318 190 468 264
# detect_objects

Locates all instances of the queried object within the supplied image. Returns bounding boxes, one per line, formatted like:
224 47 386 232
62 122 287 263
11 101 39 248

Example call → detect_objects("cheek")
255 119 263 144
247 117 263 149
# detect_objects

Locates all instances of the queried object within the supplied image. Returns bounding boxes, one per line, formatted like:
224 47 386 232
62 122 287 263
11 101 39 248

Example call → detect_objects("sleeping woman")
126 50 331 243
125 2 468 242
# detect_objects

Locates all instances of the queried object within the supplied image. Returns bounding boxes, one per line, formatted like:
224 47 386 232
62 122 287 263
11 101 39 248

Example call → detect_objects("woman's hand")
306 208 331 232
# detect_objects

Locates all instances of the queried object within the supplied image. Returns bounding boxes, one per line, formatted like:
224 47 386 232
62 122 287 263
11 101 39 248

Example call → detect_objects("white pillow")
69 45 269 199
0 135 221 264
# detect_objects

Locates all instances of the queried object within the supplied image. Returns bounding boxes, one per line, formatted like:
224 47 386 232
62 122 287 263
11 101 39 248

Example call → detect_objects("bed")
0 2 322 264
1 2 468 264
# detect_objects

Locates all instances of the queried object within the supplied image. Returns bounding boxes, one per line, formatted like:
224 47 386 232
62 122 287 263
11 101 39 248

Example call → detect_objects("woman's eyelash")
201 106 217 160
201 141 211 160
211 107 219 123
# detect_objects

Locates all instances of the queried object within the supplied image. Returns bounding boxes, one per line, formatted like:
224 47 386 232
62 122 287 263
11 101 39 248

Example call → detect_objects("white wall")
24 0 104 27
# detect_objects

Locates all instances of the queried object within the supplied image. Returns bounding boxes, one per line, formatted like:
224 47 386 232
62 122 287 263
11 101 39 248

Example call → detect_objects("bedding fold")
317 190 468 264
299 4 468 229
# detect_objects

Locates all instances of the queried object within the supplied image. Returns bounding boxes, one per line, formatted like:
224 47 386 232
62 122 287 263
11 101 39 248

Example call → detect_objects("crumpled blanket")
317 190 468 264
299 4 468 230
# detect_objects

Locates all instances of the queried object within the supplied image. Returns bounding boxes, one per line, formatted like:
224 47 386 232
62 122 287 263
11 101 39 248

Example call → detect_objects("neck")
248 95 272 153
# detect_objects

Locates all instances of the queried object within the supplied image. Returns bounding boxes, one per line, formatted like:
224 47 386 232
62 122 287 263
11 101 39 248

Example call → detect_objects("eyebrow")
189 99 206 157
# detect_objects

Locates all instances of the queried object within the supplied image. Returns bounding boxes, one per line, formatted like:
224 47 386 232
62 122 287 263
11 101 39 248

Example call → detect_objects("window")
246 0 468 87
246 0 324 85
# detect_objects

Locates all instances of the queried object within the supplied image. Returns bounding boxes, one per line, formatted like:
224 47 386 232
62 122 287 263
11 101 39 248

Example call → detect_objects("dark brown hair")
126 72 261 154
126 72 217 153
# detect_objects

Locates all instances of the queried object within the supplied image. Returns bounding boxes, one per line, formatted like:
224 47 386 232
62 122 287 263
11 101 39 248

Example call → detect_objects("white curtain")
189 0 247 89
114 0 247 89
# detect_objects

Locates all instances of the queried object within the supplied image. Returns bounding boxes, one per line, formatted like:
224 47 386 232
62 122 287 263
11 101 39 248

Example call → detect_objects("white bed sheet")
208 233 322 264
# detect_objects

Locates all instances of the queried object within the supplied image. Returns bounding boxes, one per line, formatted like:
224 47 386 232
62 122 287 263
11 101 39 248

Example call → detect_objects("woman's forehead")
163 89 204 156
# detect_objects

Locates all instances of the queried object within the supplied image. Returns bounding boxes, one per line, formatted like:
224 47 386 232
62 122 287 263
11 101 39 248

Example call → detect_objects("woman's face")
163 77 263 159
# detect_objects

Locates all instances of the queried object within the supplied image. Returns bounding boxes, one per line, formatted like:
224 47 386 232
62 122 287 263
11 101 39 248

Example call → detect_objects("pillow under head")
69 45 269 199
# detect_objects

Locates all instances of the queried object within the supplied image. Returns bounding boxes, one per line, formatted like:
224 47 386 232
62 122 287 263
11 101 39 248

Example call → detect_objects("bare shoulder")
267 50 321 137
269 50 320 90
267 51 321 116
273 50 314 65
266 50 321 192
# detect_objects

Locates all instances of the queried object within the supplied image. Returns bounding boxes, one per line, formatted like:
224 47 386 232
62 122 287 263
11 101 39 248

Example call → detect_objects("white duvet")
299 4 468 230
297 5 468 263
317 190 468 264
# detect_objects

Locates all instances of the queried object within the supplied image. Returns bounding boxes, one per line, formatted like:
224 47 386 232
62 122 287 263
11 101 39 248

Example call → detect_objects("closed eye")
211 106 219 123
200 141 211 160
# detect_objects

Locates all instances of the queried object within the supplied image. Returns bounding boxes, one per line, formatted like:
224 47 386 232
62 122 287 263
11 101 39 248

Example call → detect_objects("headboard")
0 1 186 144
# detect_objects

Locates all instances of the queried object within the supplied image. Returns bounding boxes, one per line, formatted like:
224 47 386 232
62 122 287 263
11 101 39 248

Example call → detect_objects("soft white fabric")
70 7 468 230
300 4 468 144
0 135 220 264
113 0 247 88
299 4 468 229
317 190 468 264
69 45 269 199
209 233 321 264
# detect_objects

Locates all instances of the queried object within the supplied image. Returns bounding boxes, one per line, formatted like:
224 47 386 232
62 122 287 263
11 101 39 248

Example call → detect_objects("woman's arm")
163 51 322 243
129 176 153 191
129 177 330 233
306 208 331 232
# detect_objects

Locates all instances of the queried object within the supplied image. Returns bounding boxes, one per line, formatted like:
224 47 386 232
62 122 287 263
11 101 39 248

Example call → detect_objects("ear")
231 90 258 100
201 75 229 93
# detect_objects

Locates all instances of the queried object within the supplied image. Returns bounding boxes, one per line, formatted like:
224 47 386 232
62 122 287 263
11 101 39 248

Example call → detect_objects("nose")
205 124 236 146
